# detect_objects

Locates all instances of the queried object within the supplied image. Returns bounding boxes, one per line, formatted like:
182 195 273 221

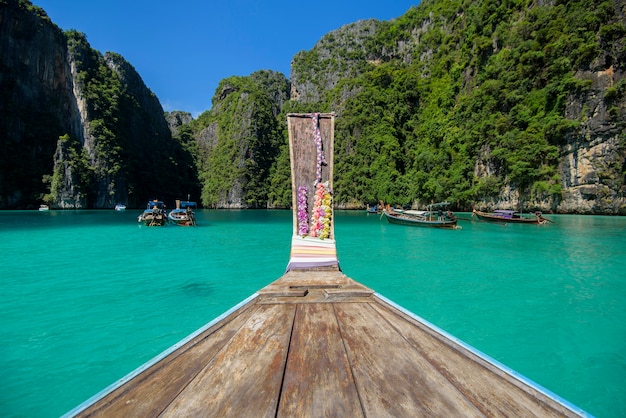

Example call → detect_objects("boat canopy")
492 210 519 218
180 201 196 208
147 201 165 209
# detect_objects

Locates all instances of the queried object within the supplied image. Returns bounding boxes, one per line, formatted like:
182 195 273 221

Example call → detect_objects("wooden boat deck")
66 113 584 417
70 268 584 417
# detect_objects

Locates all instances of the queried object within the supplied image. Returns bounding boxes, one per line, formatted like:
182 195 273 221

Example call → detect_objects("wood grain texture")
335 302 484 417
370 300 579 417
71 271 583 418
160 303 295 417
76 304 255 417
278 303 363 417
287 113 335 238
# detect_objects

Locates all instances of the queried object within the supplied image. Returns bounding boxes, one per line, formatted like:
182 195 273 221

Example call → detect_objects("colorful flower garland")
297 185 309 236
309 181 332 239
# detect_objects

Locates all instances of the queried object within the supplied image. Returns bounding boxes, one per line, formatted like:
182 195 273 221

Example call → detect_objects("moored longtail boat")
64 113 587 418
473 208 552 224
383 201 459 229
137 200 167 226
168 199 197 226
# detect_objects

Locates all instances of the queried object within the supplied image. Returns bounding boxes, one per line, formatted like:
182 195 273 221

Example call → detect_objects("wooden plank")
370 300 579 417
259 288 309 298
258 270 373 293
288 114 298 231
159 303 296 417
334 302 485 417
258 295 374 305
257 270 375 304
77 302 257 417
278 303 363 417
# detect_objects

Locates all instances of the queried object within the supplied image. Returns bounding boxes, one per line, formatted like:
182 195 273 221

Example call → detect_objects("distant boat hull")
168 200 197 226
168 210 196 226
138 212 167 226
472 209 550 224
382 210 458 229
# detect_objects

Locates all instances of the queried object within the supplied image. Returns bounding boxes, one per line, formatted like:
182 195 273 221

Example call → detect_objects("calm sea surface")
0 210 624 417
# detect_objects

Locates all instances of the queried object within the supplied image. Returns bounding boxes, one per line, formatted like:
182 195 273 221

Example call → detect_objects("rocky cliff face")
195 71 289 208
470 66 625 215
0 0 82 208
290 19 383 104
0 0 195 209
165 111 193 137
468 49 626 215
557 65 625 214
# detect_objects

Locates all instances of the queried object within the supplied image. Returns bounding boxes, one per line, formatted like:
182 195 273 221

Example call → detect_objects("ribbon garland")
312 113 326 185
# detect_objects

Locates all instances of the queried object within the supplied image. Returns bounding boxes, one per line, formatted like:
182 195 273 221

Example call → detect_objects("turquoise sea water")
0 210 624 417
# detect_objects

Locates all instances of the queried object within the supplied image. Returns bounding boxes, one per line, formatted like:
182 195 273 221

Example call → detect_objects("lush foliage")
192 71 288 208
7 0 622 210
42 134 93 204
263 0 624 210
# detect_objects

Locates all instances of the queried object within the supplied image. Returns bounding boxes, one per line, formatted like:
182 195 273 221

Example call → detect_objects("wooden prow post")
286 113 339 271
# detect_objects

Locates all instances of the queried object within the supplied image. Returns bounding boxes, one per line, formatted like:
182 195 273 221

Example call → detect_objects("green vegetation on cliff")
314 0 624 209
1 1 199 208
192 71 289 208
201 0 623 211
64 30 199 207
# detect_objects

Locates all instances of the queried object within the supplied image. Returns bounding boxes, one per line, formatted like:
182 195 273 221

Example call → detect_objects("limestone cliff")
2 0 624 213
557 65 625 214
165 111 193 138
0 0 196 209
290 19 383 104
194 70 289 208
0 0 82 208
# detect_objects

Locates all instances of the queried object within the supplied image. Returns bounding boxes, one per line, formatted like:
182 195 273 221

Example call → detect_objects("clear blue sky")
31 1 419 117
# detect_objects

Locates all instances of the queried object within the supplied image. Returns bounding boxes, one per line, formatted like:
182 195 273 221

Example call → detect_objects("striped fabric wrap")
286 235 339 271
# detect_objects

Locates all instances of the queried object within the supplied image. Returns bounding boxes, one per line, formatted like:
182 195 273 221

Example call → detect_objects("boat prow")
64 269 587 418
64 113 586 418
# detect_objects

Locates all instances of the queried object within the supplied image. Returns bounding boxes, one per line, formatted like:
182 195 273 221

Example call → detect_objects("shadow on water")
180 282 215 298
